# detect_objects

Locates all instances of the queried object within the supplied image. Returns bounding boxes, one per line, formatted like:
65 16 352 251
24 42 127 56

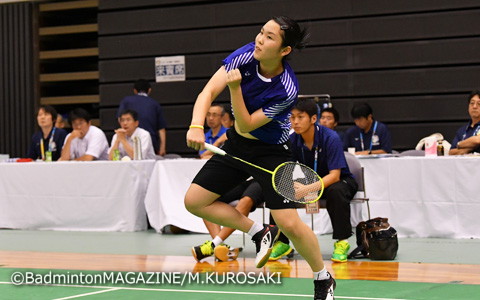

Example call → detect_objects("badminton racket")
204 143 324 203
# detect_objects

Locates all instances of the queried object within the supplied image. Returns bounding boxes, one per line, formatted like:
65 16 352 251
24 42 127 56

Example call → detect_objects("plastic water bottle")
133 137 142 160
113 149 120 161
45 151 52 162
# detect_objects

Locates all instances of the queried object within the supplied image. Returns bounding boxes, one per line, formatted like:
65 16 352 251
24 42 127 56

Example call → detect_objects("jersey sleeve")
325 134 348 171
222 42 255 72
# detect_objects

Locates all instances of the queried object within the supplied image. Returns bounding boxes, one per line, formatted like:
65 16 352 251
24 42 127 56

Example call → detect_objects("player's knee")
276 218 298 236
184 194 201 215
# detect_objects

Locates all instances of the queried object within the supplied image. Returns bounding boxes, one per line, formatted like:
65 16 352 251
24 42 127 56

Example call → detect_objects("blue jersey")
223 42 298 144
290 124 353 179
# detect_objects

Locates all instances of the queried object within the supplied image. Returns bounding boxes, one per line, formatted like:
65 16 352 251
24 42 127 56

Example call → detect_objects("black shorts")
192 129 297 209
217 180 264 212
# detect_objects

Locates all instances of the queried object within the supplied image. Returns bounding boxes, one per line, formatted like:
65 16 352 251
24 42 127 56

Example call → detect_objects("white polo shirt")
109 127 156 160
65 125 109 160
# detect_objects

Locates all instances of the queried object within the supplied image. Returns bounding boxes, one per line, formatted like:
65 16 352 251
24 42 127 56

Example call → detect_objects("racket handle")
204 143 226 156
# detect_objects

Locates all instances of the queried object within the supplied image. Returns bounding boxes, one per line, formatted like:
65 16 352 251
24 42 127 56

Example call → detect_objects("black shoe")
252 225 280 268
314 273 336 300
191 240 214 262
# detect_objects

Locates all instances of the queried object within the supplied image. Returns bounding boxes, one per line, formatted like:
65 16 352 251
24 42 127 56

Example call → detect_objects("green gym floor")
1 229 480 300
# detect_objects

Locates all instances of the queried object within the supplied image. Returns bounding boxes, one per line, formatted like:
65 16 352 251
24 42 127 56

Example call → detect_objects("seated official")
319 106 345 141
59 108 109 161
208 104 235 155
27 105 67 161
55 114 66 129
449 90 480 155
271 98 358 263
343 102 392 155
109 109 156 160
199 103 228 159
118 79 168 156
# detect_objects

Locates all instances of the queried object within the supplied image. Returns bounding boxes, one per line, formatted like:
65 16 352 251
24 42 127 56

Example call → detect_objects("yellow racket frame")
204 143 324 203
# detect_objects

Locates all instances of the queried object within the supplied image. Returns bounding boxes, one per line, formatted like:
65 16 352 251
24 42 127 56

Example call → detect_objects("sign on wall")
155 55 186 82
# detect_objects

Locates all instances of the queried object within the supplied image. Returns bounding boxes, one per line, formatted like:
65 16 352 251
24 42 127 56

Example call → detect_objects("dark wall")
98 0 480 155
0 2 37 158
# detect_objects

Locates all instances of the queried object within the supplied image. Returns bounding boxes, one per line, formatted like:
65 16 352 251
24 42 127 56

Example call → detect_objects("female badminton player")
185 16 335 300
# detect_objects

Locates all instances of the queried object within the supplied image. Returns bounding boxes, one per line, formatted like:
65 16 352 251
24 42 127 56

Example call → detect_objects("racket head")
271 162 324 204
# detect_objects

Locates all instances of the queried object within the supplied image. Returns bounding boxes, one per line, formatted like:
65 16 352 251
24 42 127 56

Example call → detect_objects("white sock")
212 236 223 247
313 267 330 280
247 222 264 237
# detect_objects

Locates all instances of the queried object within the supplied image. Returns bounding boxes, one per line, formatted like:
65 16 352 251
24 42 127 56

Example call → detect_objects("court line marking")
0 281 409 300
52 288 119 300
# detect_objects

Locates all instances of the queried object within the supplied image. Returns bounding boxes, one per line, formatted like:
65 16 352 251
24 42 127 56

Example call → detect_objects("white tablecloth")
359 156 480 238
0 160 156 231
144 159 365 235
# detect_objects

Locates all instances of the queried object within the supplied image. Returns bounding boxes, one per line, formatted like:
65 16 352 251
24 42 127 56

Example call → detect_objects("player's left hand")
226 69 242 89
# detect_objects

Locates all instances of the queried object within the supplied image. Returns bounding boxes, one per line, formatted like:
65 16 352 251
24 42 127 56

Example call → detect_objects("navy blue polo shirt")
343 120 392 153
199 126 228 155
290 124 353 179
27 127 68 161
451 121 480 152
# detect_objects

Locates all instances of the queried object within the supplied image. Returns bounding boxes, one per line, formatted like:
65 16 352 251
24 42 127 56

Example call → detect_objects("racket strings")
273 162 323 203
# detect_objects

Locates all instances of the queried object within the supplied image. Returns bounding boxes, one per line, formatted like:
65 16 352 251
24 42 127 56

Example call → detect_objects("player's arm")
187 67 228 151
227 69 270 133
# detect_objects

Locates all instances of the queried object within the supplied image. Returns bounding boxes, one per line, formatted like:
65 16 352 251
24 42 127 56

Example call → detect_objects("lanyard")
300 146 319 173
360 121 377 151
48 127 56 151
40 127 56 159
300 124 320 172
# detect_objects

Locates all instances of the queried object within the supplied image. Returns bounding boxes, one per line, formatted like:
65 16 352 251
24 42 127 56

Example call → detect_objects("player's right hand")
186 128 206 151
